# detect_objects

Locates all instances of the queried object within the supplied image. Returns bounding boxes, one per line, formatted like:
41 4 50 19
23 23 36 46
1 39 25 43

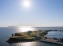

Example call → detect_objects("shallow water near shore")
1 41 63 46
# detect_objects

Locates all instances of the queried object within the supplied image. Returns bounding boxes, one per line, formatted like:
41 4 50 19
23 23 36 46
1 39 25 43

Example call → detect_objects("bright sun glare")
22 0 31 8
18 26 35 32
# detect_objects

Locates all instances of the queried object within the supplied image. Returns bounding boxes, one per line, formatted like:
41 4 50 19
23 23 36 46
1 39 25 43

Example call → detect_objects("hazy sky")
0 0 63 27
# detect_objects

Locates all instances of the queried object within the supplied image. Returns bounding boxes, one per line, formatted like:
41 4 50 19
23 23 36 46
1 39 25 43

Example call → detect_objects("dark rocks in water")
6 38 35 43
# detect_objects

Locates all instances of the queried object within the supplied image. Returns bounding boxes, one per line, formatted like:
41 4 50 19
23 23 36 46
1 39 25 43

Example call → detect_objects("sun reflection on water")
8 42 39 46
18 26 36 32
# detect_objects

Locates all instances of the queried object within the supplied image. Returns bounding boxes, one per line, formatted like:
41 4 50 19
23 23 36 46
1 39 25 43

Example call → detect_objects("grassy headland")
7 30 48 42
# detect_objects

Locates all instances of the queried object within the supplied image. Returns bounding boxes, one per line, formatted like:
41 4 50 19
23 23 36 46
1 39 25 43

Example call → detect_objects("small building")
28 31 32 34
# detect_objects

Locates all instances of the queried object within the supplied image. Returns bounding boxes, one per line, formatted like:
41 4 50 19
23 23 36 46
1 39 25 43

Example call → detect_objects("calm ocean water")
0 27 63 46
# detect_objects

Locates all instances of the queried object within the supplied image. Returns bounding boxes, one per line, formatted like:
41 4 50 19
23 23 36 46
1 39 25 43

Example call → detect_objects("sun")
22 0 31 8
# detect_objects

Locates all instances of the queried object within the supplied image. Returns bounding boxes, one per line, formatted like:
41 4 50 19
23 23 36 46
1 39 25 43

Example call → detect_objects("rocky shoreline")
40 39 63 45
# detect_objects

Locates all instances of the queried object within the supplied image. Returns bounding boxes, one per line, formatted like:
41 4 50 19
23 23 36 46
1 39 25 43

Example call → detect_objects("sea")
0 27 63 46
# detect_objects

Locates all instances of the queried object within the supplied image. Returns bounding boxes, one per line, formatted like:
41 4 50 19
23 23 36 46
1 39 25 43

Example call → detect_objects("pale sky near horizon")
0 0 63 27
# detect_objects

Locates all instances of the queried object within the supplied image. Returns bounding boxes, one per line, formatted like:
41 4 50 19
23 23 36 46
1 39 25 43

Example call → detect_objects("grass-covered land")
11 30 48 39
7 30 48 42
